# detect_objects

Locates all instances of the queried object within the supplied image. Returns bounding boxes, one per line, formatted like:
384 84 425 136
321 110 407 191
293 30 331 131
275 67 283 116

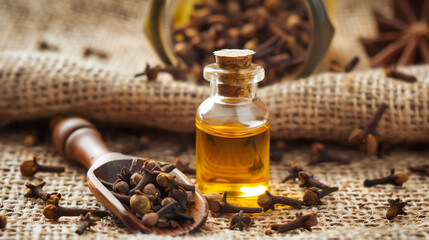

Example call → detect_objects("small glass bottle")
196 49 270 200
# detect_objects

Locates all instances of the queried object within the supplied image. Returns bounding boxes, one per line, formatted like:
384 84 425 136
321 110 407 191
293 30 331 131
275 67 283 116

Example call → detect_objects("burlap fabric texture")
1 0 428 143
1 126 429 240
1 52 429 143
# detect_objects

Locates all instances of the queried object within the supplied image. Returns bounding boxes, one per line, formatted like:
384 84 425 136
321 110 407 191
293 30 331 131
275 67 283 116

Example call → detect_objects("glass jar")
195 50 269 199
143 0 334 80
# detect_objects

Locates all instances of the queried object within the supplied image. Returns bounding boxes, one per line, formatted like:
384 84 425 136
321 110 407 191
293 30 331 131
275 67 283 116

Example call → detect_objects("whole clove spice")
384 67 417 83
229 210 252 231
130 191 151 215
257 191 303 211
282 161 304 183
303 187 339 206
309 143 349 165
24 181 62 205
386 198 407 220
75 212 100 235
156 172 195 192
408 164 429 177
42 198 108 221
348 103 388 155
113 180 130 195
329 57 359 72
20 156 65 177
364 169 408 187
216 191 263 216
298 171 329 189
266 212 318 233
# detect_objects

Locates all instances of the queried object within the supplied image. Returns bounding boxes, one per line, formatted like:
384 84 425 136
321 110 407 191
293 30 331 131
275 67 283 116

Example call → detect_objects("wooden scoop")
51 117 208 235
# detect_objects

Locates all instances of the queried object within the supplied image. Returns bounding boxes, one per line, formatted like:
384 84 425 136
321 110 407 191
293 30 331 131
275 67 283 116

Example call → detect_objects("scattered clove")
303 187 339 206
83 48 109 59
229 210 252 231
257 191 303 211
134 64 160 80
348 103 388 155
20 156 65 177
329 57 359 72
175 157 196 175
309 143 349 165
386 198 407 220
24 181 62 205
216 191 262 216
75 212 101 235
298 171 329 189
384 67 417 83
42 198 108 221
408 164 429 177
266 212 318 233
38 41 59 51
203 192 223 213
364 169 408 187
0 214 6 229
282 161 304 183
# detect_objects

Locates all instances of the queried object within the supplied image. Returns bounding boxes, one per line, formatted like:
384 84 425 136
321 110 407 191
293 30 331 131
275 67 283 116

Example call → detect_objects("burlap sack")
1 0 428 143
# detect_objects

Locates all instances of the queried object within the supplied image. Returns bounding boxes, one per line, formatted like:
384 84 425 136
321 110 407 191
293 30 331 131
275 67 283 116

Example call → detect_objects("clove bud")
257 191 303 211
364 169 408 187
20 156 65 177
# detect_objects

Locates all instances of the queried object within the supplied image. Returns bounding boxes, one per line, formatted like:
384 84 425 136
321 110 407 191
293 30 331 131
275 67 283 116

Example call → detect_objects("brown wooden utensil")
51 117 208 235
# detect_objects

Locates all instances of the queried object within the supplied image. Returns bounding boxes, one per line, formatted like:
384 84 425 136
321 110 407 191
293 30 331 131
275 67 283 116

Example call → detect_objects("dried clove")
129 168 158 195
175 157 196 175
257 191 303 211
298 171 329 189
142 212 159 227
348 103 388 155
364 169 408 187
303 187 339 206
214 191 262 216
309 143 349 165
42 198 108 221
75 212 101 235
386 198 407 220
83 48 108 59
0 214 6 229
266 212 318 233
384 67 417 83
117 167 132 183
134 64 160 80
143 184 161 200
113 180 129 195
156 172 195 192
130 172 143 188
38 41 59 51
408 164 429 177
229 210 252 231
20 156 65 177
130 191 151 215
282 161 304 183
329 57 359 72
98 178 114 189
24 181 62 205
203 192 223 213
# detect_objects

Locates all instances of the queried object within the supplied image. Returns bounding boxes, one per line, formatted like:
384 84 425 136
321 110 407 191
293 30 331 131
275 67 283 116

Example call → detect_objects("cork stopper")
214 49 255 69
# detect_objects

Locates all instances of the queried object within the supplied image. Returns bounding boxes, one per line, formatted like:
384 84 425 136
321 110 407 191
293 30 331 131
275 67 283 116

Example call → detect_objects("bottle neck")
210 80 258 101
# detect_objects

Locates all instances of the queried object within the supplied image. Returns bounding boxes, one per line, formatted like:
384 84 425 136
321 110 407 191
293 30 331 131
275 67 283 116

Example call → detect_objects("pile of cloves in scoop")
98 159 195 229
171 0 311 86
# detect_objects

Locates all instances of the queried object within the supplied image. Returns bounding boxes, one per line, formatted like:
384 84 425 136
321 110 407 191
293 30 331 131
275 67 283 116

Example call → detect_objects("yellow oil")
196 120 270 201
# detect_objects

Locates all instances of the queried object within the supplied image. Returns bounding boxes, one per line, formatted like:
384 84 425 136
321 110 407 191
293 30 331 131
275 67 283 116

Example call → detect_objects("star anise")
360 0 429 66
229 210 252 231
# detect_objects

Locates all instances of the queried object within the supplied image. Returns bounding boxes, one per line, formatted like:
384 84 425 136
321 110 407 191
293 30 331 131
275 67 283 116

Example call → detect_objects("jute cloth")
2 0 429 143
0 126 429 240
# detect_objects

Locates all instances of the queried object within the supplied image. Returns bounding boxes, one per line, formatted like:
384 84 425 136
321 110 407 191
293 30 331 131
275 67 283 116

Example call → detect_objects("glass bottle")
196 49 270 200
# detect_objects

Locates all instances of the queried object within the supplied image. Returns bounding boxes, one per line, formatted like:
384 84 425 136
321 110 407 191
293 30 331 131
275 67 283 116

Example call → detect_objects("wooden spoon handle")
51 117 110 169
